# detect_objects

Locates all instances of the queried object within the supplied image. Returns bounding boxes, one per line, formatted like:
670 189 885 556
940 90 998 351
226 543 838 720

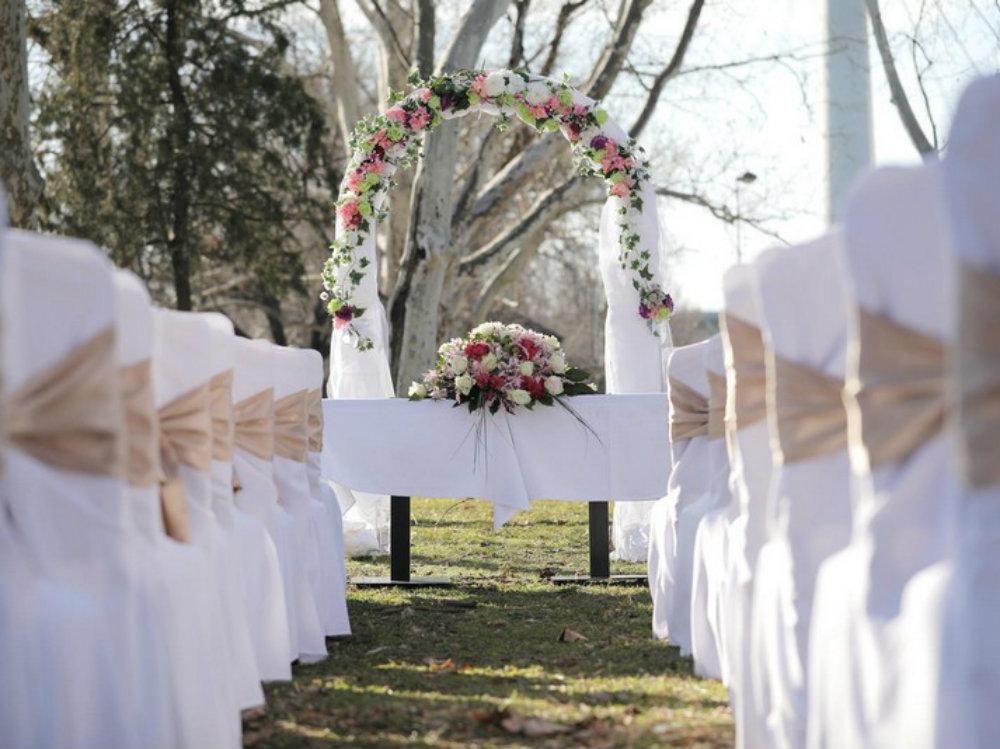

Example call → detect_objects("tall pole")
826 0 873 223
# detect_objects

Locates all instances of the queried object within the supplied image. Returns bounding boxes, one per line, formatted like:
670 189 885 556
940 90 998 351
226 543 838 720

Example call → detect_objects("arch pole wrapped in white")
323 69 673 553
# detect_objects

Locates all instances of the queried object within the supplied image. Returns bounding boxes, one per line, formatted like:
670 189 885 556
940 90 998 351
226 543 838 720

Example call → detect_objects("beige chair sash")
157 382 212 542
3 326 122 477
846 307 946 470
233 388 274 460
771 353 847 465
707 370 726 440
121 359 158 487
274 389 308 462
669 376 710 442
306 388 323 453
209 369 235 462
957 263 1000 488
722 313 768 431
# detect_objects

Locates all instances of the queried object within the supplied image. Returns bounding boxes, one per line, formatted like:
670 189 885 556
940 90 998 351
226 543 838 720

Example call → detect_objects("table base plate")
351 575 453 588
550 574 648 586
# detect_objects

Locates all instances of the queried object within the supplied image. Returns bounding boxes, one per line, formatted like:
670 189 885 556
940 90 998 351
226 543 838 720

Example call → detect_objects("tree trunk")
0 0 42 228
388 0 511 391
318 0 361 157
164 0 195 310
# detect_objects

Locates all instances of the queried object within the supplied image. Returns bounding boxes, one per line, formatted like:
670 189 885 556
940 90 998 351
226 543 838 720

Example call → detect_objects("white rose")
471 321 503 336
408 382 427 399
451 354 469 374
525 81 550 105
507 388 531 406
543 335 560 350
549 352 567 374
518 361 534 376
482 353 498 371
483 72 507 97
455 373 474 396
544 376 564 396
505 73 527 94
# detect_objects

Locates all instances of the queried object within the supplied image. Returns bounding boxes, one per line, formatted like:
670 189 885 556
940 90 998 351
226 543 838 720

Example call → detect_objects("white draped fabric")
690 336 732 680
328 94 669 554
720 264 774 749
806 164 957 749
750 233 853 749
321 395 669 520
154 311 264 713
270 344 328 662
647 339 713 649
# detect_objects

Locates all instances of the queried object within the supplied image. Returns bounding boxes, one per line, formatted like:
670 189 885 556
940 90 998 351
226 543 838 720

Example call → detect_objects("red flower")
489 375 506 391
522 376 545 399
518 337 541 360
474 372 491 388
464 341 491 360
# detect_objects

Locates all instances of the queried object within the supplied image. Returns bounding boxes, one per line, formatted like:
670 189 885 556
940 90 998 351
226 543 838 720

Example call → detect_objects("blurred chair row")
649 73 1000 749
0 223 350 749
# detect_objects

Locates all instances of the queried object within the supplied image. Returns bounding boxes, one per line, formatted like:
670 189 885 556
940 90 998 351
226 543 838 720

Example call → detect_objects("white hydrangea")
543 335 560 350
471 321 504 337
525 81 550 105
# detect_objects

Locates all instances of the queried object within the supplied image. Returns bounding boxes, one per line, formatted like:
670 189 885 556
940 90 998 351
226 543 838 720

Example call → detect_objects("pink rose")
386 106 407 123
610 181 630 198
371 129 392 151
337 200 362 228
417 88 432 102
471 75 487 96
528 103 548 119
408 108 431 130
346 171 364 193
366 158 386 174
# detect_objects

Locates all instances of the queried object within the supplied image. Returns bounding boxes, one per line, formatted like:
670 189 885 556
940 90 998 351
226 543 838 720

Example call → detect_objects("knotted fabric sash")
3 326 122 477
958 263 1000 488
158 382 212 542
306 388 323 453
669 377 710 442
770 353 847 465
846 307 945 470
707 371 727 440
121 359 158 487
209 369 235 462
233 388 274 460
722 313 768 431
274 389 308 462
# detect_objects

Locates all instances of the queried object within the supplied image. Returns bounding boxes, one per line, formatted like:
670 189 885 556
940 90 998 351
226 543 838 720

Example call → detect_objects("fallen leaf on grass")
559 627 588 643
366 645 390 656
424 657 472 673
500 715 575 737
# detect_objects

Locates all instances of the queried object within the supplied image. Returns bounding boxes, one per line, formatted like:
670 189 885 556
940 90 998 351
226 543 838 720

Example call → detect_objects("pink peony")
408 108 432 130
417 88 432 102
610 181 630 198
385 106 407 123
337 200 362 228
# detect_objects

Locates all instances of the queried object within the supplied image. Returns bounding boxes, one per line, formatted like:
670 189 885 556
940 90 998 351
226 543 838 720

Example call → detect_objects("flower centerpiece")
408 322 597 414
322 68 673 350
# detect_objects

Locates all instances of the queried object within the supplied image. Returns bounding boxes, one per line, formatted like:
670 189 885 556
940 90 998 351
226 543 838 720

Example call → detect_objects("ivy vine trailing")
322 68 673 351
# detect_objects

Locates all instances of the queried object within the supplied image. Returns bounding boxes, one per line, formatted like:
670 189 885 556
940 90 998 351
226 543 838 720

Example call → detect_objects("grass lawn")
244 499 734 748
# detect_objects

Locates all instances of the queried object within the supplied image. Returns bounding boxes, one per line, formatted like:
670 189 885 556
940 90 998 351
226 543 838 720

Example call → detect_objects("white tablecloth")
321 394 670 527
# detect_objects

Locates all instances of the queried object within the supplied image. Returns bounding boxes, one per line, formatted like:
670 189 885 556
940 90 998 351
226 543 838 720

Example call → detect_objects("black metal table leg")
552 501 648 585
351 496 452 587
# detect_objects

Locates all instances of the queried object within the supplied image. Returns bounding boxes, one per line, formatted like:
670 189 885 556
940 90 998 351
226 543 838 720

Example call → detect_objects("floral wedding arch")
322 69 673 555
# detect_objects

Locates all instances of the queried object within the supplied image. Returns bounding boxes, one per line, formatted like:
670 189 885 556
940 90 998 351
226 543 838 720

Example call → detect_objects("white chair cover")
939 73 1000 749
290 347 350 636
115 273 242 748
718 263 774 749
807 164 957 749
204 314 290 683
750 232 852 749
270 343 328 662
0 233 173 749
303 349 351 637
154 310 263 712
690 335 732 680
648 338 713 649
231 338 296 665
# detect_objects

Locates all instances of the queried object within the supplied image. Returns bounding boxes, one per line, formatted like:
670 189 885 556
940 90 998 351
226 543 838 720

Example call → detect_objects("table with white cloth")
321 394 669 584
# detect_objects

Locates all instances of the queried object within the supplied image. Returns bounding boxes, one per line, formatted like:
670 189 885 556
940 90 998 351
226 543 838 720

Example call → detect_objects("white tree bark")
389 0 512 391
318 0 362 157
0 0 42 227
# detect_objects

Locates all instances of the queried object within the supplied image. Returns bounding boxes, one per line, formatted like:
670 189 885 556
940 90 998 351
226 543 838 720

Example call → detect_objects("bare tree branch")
539 0 588 76
507 0 529 69
628 0 705 137
864 0 937 158
317 0 361 156
656 185 789 244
